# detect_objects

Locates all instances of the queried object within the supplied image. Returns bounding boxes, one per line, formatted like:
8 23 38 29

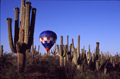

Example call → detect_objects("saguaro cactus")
106 51 110 60
87 45 91 65
80 46 86 60
6 0 36 72
66 44 72 62
96 42 100 60
96 60 100 71
101 51 103 59
57 36 65 67
57 45 65 67
63 45 67 67
72 35 80 69
72 39 77 65
32 44 39 59
92 53 95 62
38 45 40 53
80 49 83 60
0 45 3 58
66 35 69 53
62 36 72 62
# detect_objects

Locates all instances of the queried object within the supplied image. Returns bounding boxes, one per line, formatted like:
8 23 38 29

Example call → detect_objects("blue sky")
1 0 120 56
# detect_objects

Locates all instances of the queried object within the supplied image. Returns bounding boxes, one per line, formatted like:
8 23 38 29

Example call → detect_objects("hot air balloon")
39 30 57 53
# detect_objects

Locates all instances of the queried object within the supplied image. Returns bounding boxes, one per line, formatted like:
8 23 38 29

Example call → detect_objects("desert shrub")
1 53 120 79
109 71 120 79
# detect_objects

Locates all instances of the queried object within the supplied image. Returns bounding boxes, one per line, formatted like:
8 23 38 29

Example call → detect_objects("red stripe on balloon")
47 38 50 40
41 39 44 41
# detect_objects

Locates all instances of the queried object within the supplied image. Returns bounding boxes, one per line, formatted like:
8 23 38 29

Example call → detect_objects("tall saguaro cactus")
6 0 36 73
72 35 80 69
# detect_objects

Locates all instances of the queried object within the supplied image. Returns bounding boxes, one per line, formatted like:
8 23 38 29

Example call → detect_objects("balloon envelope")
39 30 57 52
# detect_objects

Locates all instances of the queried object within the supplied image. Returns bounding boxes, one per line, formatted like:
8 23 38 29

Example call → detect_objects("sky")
1 0 120 56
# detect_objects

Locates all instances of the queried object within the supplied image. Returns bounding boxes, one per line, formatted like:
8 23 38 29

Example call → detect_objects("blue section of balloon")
39 30 57 52
39 30 57 39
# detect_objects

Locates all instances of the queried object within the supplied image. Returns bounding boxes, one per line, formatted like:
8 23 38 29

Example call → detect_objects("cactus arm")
28 8 36 48
22 5 26 31
60 36 63 45
63 45 67 57
72 38 74 49
0 45 3 58
77 35 80 62
63 45 67 67
72 38 75 55
14 7 19 47
72 47 77 64
77 35 80 64
72 38 79 65
67 35 69 50
69 44 72 52
66 44 72 61
60 45 64 56
6 18 17 53
56 44 64 56
96 42 99 60
54 41 56 52
21 1 25 40
20 0 26 30
20 0 25 22
72 38 75 62
24 1 31 45
57 45 60 56
66 36 68 53
60 45 64 67
77 35 80 54
88 45 90 52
